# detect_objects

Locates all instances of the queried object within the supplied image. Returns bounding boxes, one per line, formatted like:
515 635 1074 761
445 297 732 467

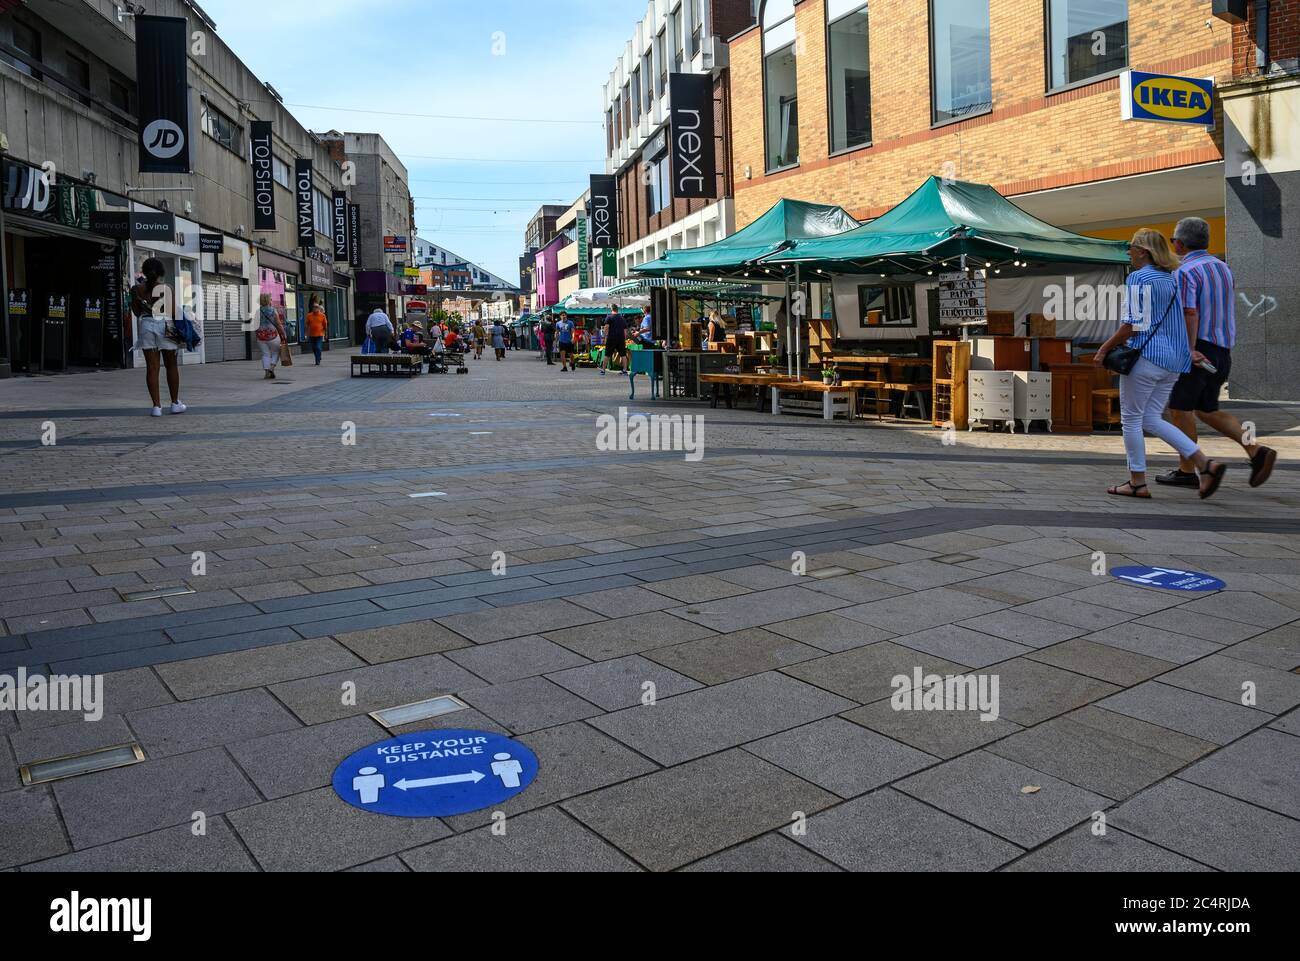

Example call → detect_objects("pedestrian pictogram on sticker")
1112 566 1225 593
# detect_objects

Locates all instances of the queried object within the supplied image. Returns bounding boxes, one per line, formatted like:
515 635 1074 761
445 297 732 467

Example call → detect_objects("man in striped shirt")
1156 217 1277 490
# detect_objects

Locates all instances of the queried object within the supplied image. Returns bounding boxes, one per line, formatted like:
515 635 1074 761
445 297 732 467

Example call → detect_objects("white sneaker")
170 402 187 415
150 407 163 417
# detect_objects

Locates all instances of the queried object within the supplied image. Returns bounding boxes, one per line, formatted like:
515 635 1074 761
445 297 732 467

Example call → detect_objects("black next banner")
296 159 315 248
589 175 619 250
668 73 716 201
332 191 349 263
251 121 276 231
347 204 362 268
135 16 192 174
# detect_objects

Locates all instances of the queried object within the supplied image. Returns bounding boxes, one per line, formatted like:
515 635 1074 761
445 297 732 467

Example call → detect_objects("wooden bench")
700 373 795 411
351 354 423 378
771 382 858 421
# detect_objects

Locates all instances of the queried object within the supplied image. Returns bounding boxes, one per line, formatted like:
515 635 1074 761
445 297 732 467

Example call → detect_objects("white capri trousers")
259 335 282 371
1120 356 1200 473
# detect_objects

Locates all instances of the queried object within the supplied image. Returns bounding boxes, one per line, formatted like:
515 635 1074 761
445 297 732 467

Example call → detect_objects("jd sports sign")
332 191 349 263
251 121 276 231
668 73 716 200
589 174 619 250
295 159 315 247
135 16 191 174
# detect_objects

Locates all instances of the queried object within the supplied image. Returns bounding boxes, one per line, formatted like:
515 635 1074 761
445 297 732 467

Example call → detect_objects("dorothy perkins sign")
668 73 716 200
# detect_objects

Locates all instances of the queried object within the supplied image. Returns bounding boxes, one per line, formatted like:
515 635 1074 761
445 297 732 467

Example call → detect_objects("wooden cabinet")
1049 364 1094 433
932 340 970 430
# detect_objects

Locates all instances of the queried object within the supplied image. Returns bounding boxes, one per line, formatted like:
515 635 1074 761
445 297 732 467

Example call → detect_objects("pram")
446 350 469 374
428 349 450 374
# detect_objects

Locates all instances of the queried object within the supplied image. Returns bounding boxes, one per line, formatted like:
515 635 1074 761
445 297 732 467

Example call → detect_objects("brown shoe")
1249 447 1277 488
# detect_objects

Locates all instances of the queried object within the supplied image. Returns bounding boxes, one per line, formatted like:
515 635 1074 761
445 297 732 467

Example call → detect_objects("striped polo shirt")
1176 249 1236 349
1124 266 1190 374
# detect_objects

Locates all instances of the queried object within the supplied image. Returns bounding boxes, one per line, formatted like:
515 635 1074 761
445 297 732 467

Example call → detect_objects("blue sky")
200 0 645 281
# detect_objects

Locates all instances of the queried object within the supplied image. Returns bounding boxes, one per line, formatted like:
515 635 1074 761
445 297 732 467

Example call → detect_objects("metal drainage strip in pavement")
369 695 468 729
20 744 145 785
120 586 196 602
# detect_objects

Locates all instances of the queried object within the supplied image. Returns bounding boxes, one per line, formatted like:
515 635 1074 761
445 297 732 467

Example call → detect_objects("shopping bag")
279 343 294 367
361 336 375 355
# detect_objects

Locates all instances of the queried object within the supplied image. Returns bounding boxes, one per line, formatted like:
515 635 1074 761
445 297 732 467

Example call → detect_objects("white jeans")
1120 357 1200 473
259 336 281 370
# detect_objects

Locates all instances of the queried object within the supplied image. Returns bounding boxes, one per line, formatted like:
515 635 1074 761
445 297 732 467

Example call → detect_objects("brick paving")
1 350 1297 872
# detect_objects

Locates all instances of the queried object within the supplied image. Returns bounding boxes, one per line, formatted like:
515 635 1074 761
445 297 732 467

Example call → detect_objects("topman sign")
1120 70 1215 129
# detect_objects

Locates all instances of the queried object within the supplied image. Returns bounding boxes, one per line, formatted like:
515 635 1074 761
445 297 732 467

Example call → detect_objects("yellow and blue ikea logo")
1121 70 1215 128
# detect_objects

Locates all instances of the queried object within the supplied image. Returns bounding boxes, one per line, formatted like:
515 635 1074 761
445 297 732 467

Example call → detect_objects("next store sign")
1121 70 1215 128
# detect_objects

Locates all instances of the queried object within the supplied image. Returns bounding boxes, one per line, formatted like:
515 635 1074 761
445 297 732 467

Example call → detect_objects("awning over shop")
630 199 860 277
610 277 782 304
772 178 1130 273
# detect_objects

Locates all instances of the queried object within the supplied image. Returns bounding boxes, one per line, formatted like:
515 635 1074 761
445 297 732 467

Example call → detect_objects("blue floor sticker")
332 729 539 818
1112 566 1225 592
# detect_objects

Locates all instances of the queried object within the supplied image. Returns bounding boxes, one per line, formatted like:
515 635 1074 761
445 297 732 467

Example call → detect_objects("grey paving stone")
541 610 716 662
345 856 410 872
459 676 602 734
127 689 301 758
1158 653 1300 715
1132 607 1264 643
269 654 486 725
1174 591 1300 629
890 624 1032 669
228 786 452 872
764 612 894 653
1177 729 1300 818
403 807 641 872
544 655 703 711
567 586 680 618
7 715 136 767
155 638 364 700
589 672 853 766
563 749 837 872
1062 582 1188 615
1270 710 1300 737
666 585 851 633
1099 682 1272 745
0 734 17 793
986 705 1215 800
860 559 985 591
1079 621 1225 664
643 575 752 604
950 570 1081 605
716 564 809 591
436 598 603 643
800 573 911 604
837 587 1007 635
21 817 257 872
1110 778 1300 872
0 786 69 868
1012 597 1136 632
989 658 1120 727
1026 638 1176 686
897 750 1109 849
645 628 823 685
955 609 1087 649
793 787 1021 871
445 635 589 684
227 715 387 800
1003 824 1212 872
745 717 936 799
841 698 1022 760
333 621 472 664
1222 623 1300 671
442 721 659 831
681 832 841 872
52 748 262 849
782 641 971 706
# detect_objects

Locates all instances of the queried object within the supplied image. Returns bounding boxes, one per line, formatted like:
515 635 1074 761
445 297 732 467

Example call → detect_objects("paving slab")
402 807 641 872
590 672 854 766
950 570 1082 606
896 750 1110 849
782 641 970 706
988 658 1120 727
1012 597 1136 632
800 573 912 604
445 635 589 684
126 689 301 758
666 585 851 633
14 666 175 731
1098 681 1272 745
645 627 823 685
745 717 936 798
0 786 69 869
345 856 409 872
1269 710 1300 737
7 714 136 767
1157 653 1300 714
1078 621 1224 664
840 698 1021 760
227 786 451 872
1026 638 1176 686
333 621 472 664
459 676 603 734
542 610 716 661
562 749 837 872
269 654 486 725
544 655 702 711
680 833 841 872
52 748 262 849
227 715 388 800
764 612 894 653
21 817 257 872
836 587 1007 635
955 610 1087 649
792 787 1022 872
1221 623 1300 671
1132 607 1264 644
643 575 752 604
1173 591 1300 629
155 637 364 700
1176 728 1300 818
436 598 604 644
567 586 680 618
890 624 1032 669
1109 778 1300 872
1002 824 1212 872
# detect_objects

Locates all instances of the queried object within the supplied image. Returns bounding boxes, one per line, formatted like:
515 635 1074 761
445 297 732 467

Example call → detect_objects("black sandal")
1199 461 1227 500
1108 482 1151 498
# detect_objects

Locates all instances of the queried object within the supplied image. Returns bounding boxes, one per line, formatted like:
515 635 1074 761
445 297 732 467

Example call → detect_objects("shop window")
674 12 684 71
827 1 871 153
656 30 667 95
108 77 130 113
632 67 641 123
313 189 330 236
763 0 799 171
3 20 41 79
857 284 916 327
201 99 244 154
1047 0 1128 90
688 0 703 58
66 51 90 103
272 155 291 189
929 0 992 124
646 155 672 216
643 52 654 111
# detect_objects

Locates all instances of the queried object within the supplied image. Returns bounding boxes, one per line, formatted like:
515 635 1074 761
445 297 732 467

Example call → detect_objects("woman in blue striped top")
1095 229 1227 500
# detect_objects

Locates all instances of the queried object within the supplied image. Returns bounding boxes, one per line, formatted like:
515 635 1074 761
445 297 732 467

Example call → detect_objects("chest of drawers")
1014 371 1053 433
968 370 1015 431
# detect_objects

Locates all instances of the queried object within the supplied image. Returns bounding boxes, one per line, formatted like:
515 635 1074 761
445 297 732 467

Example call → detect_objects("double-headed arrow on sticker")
394 771 486 791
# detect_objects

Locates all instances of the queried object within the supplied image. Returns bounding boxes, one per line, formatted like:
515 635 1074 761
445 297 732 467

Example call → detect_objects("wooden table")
770 381 859 421
699 373 798 411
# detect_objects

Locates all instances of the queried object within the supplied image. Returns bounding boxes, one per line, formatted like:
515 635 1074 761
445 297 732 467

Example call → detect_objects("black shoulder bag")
1102 292 1177 376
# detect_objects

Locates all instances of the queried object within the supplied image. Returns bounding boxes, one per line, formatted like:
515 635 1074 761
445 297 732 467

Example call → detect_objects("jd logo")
143 119 186 159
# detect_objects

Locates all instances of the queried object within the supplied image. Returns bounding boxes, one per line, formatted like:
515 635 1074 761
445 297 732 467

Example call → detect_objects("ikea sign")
1121 70 1215 128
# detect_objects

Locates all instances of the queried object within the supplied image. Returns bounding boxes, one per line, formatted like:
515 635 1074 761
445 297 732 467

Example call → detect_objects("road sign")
1112 566 1225 593
332 729 538 818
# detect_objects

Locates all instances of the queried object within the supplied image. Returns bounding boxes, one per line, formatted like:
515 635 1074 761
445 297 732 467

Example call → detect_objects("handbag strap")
1132 283 1177 352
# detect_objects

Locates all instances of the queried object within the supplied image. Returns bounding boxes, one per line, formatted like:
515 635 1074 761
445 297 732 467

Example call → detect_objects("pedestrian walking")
1155 216 1277 490
542 316 555 366
474 321 487 360
1095 229 1226 500
556 311 576 371
366 307 395 353
600 304 629 377
305 295 328 366
256 293 289 380
492 320 507 361
130 257 186 416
